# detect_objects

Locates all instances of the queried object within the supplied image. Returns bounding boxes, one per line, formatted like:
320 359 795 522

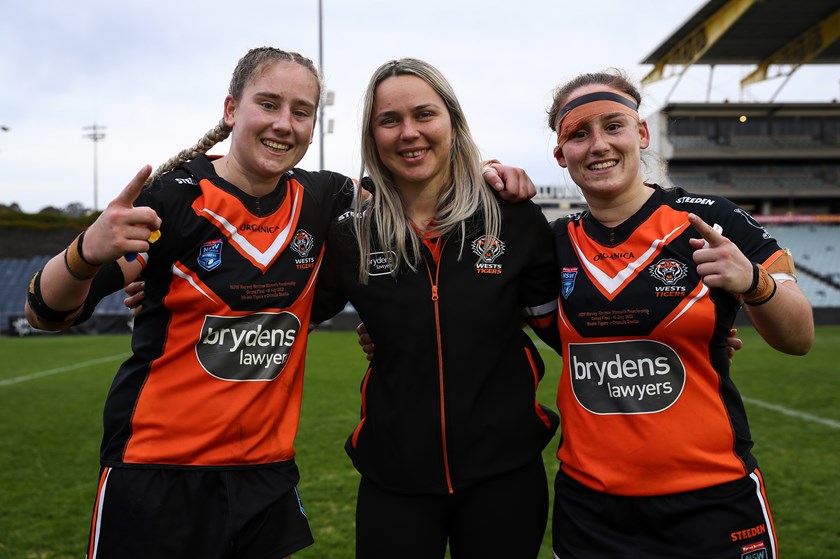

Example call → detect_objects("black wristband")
745 262 760 294
76 230 94 265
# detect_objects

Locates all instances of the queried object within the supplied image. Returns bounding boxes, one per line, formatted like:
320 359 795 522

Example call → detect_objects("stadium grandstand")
0 229 133 335
1 0 838 334
535 0 840 324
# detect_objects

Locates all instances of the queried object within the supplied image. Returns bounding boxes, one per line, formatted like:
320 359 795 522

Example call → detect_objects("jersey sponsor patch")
675 195 714 205
568 340 686 414
367 251 396 276
198 239 223 271
197 312 301 381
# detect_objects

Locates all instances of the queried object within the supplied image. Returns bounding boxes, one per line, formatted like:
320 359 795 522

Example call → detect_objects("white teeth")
589 161 617 170
403 150 425 158
263 140 290 152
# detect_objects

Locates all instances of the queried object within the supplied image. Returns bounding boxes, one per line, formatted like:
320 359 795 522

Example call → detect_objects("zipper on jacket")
422 239 454 494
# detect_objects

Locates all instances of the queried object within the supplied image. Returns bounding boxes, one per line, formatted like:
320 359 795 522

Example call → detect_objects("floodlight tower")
83 124 106 212
317 1 335 170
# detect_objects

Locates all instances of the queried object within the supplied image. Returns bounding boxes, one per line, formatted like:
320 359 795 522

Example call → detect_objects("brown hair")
147 47 321 183
547 69 641 132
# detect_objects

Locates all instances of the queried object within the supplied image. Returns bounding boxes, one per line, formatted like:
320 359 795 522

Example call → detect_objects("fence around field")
3 220 840 335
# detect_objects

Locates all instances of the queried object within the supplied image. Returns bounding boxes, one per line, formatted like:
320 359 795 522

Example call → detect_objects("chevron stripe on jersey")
192 177 304 273
569 206 689 300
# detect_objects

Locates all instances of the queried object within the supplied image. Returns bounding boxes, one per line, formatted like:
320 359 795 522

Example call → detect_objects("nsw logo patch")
562 267 578 299
198 239 223 271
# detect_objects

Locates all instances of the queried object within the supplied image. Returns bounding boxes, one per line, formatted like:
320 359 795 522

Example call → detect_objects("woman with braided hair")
25 46 534 559
25 46 355 559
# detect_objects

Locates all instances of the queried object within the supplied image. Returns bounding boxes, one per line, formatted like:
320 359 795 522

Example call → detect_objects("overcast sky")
2 0 838 213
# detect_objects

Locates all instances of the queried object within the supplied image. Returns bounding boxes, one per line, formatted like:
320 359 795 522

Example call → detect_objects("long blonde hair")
355 58 501 283
147 47 321 184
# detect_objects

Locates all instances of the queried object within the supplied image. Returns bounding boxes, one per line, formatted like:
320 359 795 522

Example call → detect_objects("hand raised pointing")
688 213 754 294
82 166 162 265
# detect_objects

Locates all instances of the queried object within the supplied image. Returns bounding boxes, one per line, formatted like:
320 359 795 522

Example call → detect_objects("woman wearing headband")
547 69 813 558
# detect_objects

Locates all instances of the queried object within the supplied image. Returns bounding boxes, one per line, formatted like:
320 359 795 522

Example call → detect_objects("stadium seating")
0 256 131 335
762 224 840 307
2 224 839 335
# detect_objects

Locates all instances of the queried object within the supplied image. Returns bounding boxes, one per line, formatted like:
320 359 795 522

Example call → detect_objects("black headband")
554 91 639 131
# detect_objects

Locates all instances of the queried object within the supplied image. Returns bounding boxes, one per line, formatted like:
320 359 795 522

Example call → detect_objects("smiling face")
371 74 454 197
554 85 650 205
221 60 318 194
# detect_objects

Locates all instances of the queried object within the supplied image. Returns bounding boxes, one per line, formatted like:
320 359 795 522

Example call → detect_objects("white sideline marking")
0 354 129 387
742 397 840 430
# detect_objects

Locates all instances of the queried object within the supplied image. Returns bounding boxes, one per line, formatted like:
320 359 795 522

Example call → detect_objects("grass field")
1 327 838 558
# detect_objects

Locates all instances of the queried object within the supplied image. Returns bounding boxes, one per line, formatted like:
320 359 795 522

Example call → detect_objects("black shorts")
552 467 778 559
87 463 313 559
356 455 549 559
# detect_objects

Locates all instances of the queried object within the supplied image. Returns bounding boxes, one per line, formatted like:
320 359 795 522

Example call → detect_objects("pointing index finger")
688 213 724 247
114 165 153 208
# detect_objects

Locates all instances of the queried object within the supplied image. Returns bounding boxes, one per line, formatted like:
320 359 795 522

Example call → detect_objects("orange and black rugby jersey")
100 156 355 468
553 185 786 496
313 200 560 495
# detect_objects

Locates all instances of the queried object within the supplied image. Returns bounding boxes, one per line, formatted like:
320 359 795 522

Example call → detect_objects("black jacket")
313 200 560 495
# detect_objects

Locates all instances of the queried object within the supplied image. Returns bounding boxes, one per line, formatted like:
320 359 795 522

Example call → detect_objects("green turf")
0 328 838 558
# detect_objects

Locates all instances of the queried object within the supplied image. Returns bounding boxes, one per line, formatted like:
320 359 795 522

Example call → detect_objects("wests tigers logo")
648 258 688 285
471 235 505 263
290 229 315 257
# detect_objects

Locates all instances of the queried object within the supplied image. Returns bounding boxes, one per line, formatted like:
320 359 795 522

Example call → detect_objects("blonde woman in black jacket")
312 58 561 559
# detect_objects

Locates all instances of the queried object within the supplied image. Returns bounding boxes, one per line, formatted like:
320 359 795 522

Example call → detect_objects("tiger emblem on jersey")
648 258 688 285
290 229 315 257
471 235 505 263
